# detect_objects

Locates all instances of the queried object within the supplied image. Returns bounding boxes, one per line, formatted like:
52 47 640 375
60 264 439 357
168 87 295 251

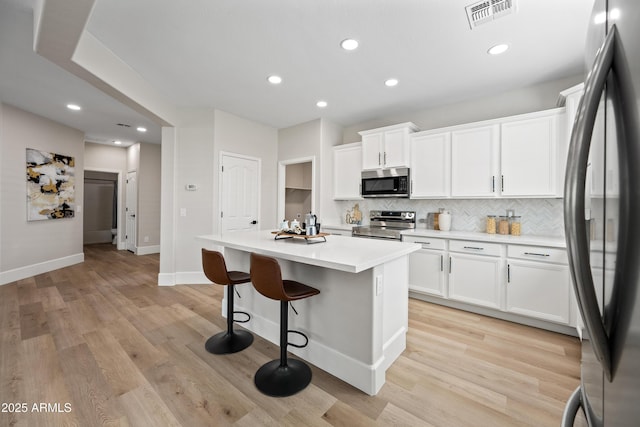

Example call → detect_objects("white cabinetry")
448 240 502 309
451 125 500 197
333 142 362 200
409 131 451 198
500 113 559 196
359 122 418 170
506 245 571 324
404 236 447 297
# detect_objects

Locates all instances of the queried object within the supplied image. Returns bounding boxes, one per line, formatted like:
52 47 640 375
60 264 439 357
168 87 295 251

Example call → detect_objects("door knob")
250 220 257 224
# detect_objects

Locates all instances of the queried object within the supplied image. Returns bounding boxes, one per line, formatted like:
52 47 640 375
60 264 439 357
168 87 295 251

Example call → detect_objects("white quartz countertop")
401 229 567 248
198 230 421 273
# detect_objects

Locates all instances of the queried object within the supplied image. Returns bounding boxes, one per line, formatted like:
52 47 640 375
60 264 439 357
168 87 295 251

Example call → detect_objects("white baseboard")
0 253 84 286
157 271 207 286
136 245 160 255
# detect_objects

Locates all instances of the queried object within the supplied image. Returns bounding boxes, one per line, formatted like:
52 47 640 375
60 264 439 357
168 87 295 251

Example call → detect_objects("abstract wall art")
26 148 75 221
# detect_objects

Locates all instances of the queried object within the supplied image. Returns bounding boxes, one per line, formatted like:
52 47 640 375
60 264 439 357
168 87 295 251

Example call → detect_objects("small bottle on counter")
498 216 510 235
486 215 496 234
510 216 522 236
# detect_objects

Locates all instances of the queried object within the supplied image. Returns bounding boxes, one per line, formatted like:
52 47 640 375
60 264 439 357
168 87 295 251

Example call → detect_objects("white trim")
277 156 316 225
218 151 262 233
157 271 208 287
136 245 160 255
0 253 84 286
84 167 123 248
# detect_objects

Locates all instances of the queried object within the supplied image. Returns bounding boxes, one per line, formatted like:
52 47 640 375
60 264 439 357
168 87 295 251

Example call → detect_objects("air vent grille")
465 0 516 29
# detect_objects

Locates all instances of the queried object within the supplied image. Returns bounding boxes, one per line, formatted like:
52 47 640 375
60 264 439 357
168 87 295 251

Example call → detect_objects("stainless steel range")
352 210 416 240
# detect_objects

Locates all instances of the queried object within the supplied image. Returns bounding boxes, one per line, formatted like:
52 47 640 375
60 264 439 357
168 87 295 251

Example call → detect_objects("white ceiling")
0 0 594 146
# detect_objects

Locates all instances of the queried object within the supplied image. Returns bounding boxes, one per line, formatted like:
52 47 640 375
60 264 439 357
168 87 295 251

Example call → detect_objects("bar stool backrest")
202 248 232 285
250 253 288 301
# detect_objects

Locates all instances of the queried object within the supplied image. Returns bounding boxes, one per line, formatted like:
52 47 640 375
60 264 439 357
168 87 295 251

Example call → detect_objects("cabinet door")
506 260 570 324
333 144 363 200
451 125 499 197
361 133 383 170
448 253 501 309
383 128 409 168
408 249 446 297
501 114 558 196
410 132 451 198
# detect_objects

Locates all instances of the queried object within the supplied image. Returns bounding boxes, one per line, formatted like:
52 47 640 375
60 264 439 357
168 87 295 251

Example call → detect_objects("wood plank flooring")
0 244 584 426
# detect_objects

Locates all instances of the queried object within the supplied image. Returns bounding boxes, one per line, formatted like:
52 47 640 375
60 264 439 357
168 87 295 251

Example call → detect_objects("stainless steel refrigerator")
562 0 640 425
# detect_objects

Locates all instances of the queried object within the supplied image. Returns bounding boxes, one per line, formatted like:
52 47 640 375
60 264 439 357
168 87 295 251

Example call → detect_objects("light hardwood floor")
0 244 583 426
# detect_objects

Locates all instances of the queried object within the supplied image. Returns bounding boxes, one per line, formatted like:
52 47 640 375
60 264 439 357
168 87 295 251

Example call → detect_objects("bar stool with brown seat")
202 248 254 354
250 252 320 397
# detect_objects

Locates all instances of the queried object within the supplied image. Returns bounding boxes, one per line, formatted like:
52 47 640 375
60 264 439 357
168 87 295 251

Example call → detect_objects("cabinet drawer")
449 240 502 257
507 245 567 264
402 236 446 250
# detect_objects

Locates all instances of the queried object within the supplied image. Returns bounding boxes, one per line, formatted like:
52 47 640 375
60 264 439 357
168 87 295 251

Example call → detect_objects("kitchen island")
198 231 421 395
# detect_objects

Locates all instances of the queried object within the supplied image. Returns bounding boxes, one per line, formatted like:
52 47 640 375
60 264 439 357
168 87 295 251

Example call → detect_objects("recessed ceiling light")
66 104 81 111
267 75 282 84
340 39 359 51
385 78 399 87
114 140 122 145
316 100 328 108
488 44 509 55
136 126 147 132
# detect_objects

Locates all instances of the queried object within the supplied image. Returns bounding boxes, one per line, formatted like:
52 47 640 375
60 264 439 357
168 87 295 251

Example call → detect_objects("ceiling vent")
465 0 517 29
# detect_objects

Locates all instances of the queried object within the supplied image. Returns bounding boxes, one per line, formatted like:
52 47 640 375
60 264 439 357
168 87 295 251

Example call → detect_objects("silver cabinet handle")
440 255 443 272
564 25 616 381
523 252 550 257
492 175 495 193
561 387 582 427
463 246 484 250
415 241 431 245
507 264 510 283
384 151 387 165
378 152 381 165
501 175 504 192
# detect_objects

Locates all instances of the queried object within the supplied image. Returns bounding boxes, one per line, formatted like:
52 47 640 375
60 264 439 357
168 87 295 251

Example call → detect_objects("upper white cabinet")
359 122 418 170
500 113 559 197
410 131 451 198
451 125 500 197
333 142 363 200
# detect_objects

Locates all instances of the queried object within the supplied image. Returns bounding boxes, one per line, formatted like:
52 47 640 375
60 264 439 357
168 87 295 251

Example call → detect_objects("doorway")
83 170 121 246
278 157 315 225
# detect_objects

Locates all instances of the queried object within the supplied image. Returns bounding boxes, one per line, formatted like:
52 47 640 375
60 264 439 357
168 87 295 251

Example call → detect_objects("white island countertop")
198 230 421 273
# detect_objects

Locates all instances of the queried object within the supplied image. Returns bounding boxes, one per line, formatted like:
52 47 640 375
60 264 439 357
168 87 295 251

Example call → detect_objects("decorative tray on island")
271 231 329 244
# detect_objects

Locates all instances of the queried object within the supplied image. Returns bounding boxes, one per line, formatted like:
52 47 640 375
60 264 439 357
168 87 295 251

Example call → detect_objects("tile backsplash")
334 198 565 237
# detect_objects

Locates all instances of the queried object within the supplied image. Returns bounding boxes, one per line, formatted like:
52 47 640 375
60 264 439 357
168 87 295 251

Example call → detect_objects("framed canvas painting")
26 148 75 221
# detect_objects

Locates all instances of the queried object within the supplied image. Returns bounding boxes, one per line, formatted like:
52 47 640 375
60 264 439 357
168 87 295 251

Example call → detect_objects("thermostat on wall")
185 184 198 191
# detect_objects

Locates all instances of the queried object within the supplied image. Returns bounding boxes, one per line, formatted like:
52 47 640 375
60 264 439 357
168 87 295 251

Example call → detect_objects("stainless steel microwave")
361 168 410 198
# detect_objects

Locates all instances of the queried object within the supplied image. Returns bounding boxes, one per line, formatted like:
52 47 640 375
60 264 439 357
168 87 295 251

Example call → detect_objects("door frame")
277 156 316 225
218 151 262 234
126 170 138 253
84 167 124 250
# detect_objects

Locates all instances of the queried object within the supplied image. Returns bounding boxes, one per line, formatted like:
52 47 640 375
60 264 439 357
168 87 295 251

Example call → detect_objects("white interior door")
125 171 137 252
220 153 260 233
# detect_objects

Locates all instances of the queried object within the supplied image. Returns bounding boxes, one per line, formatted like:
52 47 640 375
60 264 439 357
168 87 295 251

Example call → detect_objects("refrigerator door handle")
561 386 583 427
564 26 617 381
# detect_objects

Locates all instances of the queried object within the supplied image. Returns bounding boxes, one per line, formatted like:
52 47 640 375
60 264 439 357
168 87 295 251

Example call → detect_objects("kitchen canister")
498 216 509 235
510 216 522 236
486 215 496 234
438 210 451 231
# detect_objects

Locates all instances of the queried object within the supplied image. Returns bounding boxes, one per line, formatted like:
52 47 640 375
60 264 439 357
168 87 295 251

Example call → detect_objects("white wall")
138 142 161 250
159 108 278 285
0 103 85 285
342 75 584 144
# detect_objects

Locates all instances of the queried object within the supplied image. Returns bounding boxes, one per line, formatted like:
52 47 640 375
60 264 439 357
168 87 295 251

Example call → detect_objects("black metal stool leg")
254 301 312 397
205 284 254 354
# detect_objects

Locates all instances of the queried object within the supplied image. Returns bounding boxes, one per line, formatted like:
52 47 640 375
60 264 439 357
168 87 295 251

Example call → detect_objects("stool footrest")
287 330 309 348
233 310 251 323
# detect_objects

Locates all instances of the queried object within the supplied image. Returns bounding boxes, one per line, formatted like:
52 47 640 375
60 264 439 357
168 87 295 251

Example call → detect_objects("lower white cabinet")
404 235 573 331
448 252 502 310
506 260 570 323
506 245 571 324
406 237 447 297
